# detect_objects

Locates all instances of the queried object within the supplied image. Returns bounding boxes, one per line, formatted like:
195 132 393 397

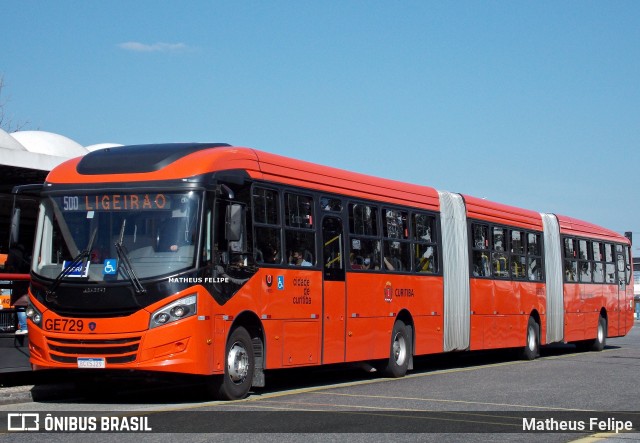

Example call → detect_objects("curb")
0 385 33 405
0 370 73 405
0 382 79 405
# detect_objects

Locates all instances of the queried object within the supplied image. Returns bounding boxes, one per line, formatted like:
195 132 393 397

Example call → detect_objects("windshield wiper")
114 219 146 295
46 226 98 300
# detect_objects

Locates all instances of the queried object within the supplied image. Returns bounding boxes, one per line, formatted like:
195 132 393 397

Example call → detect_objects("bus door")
616 251 626 334
321 216 346 364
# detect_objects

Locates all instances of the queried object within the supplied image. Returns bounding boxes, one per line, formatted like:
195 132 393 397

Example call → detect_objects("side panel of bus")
345 273 444 361
465 196 546 351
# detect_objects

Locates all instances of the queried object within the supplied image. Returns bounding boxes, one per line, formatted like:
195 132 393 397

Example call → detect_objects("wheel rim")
528 326 536 351
392 332 407 366
227 341 250 384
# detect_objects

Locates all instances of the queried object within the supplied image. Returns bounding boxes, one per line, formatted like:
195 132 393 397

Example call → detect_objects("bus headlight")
26 303 43 327
150 295 197 329
171 305 189 318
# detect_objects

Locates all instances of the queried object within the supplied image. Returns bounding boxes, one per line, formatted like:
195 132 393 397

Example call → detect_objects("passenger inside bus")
383 256 397 271
528 258 542 280
256 244 280 264
350 253 364 269
416 246 434 273
290 249 312 266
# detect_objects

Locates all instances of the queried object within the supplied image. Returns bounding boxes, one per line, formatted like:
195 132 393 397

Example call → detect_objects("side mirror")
225 204 244 243
9 207 21 246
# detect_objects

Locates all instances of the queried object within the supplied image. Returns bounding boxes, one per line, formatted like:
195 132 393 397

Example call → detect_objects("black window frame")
249 183 444 276
347 200 442 276
592 241 604 283
578 239 593 283
604 242 616 284
510 229 526 280
470 222 491 278
563 237 578 283
624 245 632 285
526 232 544 282
283 191 317 267
382 207 411 272
252 186 283 266
348 201 382 272
562 236 628 286
469 220 545 282
412 211 439 275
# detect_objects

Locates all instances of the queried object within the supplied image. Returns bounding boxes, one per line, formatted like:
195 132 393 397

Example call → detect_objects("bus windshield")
32 191 202 282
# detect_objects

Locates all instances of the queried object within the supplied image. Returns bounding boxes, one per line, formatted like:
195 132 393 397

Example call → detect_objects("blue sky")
2 1 639 247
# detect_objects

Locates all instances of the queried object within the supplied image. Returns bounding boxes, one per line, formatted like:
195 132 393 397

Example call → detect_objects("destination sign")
59 194 171 212
62 260 90 277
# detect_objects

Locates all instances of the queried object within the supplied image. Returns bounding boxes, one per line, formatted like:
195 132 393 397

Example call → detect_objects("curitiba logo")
384 281 393 303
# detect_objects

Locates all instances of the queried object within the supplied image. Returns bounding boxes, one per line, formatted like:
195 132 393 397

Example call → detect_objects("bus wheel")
382 320 411 377
589 316 607 352
217 326 255 400
522 317 539 360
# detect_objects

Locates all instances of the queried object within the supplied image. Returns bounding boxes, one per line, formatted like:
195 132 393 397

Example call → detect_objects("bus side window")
253 187 281 265
592 242 604 283
527 233 543 281
578 239 592 283
604 243 615 283
492 251 509 278
348 202 381 271
255 228 281 264
350 237 380 271
413 213 438 274
471 223 490 277
564 237 578 282
349 203 378 236
617 245 626 283
383 208 410 272
624 245 631 285
492 227 509 278
284 192 315 267
511 230 526 280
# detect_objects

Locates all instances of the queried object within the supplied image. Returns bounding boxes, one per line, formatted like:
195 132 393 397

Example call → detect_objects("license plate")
77 357 105 369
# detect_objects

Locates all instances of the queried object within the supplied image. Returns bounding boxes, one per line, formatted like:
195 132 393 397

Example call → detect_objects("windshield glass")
32 191 201 282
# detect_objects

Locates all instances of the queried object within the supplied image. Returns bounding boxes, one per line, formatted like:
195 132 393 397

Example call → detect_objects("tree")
0 74 29 132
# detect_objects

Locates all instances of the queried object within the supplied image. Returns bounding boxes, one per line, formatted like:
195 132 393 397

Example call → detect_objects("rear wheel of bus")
587 315 607 352
576 315 607 352
522 316 540 360
213 326 255 400
590 316 607 351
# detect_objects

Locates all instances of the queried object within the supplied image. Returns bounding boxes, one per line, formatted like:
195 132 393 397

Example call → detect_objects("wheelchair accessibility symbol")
103 259 117 275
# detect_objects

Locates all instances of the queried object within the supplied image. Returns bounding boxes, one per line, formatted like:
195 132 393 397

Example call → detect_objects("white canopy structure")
1 129 86 171
0 129 122 191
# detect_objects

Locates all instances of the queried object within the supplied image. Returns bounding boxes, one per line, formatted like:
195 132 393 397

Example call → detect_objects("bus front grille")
0 311 16 333
46 336 141 365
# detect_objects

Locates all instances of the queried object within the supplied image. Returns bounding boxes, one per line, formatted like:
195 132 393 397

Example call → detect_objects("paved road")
0 321 638 442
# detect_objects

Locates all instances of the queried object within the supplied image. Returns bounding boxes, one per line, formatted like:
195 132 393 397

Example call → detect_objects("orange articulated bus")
23 143 634 399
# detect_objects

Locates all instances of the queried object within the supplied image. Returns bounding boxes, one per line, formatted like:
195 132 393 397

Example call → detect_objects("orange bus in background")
1 186 39 341
24 143 634 399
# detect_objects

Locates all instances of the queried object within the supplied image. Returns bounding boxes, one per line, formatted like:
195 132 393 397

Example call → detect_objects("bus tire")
381 320 411 378
522 317 539 360
217 326 255 400
589 316 607 352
